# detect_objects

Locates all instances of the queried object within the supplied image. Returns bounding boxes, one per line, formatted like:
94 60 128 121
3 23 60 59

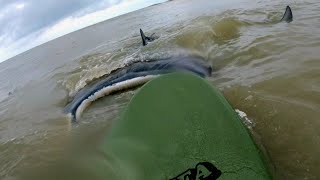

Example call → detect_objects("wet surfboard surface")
99 72 271 179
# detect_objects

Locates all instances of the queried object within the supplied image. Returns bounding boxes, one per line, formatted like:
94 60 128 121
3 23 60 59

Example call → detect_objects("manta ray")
64 6 293 122
64 56 212 121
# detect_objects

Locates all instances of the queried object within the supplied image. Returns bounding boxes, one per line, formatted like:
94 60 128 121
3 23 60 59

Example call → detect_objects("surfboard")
97 72 271 179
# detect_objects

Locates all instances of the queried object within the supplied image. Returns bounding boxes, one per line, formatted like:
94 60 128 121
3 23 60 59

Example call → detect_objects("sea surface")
0 0 319 179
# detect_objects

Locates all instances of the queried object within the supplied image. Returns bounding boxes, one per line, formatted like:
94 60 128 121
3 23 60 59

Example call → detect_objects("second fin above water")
281 6 293 23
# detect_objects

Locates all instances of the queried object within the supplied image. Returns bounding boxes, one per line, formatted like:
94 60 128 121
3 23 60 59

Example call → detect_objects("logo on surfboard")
170 162 222 180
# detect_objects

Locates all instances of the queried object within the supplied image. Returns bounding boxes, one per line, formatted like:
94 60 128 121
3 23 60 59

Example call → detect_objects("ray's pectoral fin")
140 29 156 46
281 6 293 23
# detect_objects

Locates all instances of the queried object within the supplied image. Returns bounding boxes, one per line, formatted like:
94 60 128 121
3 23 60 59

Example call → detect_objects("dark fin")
146 33 156 41
281 6 293 23
140 29 148 46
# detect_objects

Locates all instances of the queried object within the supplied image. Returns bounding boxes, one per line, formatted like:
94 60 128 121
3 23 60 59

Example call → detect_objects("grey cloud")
0 0 121 43
73 0 124 17
0 0 16 10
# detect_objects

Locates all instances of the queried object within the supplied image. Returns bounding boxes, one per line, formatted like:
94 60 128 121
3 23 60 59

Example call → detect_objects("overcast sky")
0 0 167 62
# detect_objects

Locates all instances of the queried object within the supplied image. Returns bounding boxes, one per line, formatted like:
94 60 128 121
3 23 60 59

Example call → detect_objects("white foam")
235 109 254 128
75 75 158 120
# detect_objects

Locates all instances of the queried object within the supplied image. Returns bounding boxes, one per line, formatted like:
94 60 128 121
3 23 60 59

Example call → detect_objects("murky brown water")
0 0 320 179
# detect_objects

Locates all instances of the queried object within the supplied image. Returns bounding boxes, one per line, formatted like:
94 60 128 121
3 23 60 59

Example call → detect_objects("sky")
0 0 167 63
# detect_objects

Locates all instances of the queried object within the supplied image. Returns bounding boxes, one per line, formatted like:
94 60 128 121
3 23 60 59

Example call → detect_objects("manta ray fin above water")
140 29 155 46
281 6 293 23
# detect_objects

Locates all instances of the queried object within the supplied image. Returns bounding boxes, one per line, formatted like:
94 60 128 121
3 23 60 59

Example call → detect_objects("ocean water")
0 0 319 179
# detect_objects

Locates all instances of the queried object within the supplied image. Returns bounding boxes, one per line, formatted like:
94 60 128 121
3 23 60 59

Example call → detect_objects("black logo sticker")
170 162 222 180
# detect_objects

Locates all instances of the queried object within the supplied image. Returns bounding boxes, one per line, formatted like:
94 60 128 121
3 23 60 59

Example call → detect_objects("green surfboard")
96 72 271 179
27 72 270 179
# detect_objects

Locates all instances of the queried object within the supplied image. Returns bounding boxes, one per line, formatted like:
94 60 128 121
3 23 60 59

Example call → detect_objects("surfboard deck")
97 72 271 179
